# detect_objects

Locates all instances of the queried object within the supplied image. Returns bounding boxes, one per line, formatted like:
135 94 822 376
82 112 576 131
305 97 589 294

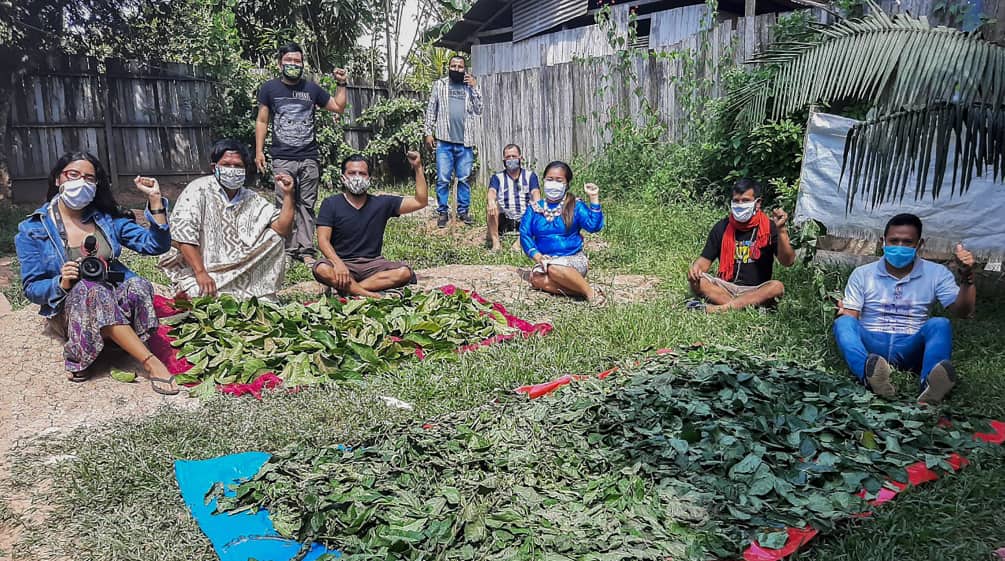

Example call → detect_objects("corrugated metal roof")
436 0 817 51
512 0 589 42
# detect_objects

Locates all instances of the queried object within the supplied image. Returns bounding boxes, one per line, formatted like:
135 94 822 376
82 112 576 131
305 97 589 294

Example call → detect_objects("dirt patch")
0 309 197 473
280 264 661 307
416 264 660 305
0 303 198 558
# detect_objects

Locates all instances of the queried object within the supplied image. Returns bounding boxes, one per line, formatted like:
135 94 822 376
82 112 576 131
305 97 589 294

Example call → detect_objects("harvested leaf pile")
217 349 993 560
168 290 514 388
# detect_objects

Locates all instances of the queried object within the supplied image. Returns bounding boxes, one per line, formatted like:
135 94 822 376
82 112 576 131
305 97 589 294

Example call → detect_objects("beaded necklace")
543 200 564 222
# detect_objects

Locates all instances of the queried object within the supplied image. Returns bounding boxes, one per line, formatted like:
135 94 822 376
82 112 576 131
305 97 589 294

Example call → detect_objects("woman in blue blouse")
519 161 605 303
15 152 178 394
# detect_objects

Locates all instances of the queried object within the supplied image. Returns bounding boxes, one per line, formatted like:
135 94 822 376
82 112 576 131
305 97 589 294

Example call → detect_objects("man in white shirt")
834 213 976 405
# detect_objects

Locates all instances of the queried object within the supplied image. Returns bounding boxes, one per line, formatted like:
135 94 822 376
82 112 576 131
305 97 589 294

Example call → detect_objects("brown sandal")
66 370 91 383
142 354 180 396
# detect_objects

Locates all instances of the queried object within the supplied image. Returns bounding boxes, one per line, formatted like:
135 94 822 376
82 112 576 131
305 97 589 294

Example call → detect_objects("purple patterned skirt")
52 276 160 373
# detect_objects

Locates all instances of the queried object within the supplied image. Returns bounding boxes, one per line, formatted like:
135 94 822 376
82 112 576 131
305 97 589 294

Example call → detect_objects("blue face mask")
883 245 917 269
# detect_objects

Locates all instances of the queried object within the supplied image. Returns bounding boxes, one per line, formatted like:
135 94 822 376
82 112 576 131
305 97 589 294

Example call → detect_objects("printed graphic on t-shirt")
734 240 754 264
273 99 315 148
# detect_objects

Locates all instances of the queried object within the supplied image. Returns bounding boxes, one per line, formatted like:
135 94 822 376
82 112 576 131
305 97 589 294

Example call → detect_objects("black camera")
78 235 125 284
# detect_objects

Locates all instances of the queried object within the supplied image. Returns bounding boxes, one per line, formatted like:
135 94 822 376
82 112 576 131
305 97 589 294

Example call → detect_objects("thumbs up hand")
954 243 974 272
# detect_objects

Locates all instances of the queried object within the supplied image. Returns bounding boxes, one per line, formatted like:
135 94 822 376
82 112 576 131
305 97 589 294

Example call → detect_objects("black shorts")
499 216 521 234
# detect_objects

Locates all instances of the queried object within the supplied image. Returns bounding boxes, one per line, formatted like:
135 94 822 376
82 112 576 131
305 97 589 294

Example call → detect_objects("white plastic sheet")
794 112 1005 260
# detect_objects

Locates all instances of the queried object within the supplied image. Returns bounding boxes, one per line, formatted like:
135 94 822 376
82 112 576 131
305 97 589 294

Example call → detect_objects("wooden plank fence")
9 54 216 203
471 10 789 184
9 57 408 204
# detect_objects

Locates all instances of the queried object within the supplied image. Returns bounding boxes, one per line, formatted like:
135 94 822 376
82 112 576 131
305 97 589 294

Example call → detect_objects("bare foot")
142 355 180 395
490 240 502 252
587 286 608 307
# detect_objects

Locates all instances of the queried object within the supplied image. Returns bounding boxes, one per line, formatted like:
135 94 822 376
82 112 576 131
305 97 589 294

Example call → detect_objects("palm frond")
724 4 1005 206
728 10 1003 128
840 102 1005 210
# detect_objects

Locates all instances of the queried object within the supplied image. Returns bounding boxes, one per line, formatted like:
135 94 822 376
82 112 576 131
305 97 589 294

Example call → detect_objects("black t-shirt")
700 218 779 286
316 194 403 259
257 78 331 161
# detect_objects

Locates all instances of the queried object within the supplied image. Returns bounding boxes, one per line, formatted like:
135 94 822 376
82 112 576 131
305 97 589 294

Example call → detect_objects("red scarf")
718 211 771 282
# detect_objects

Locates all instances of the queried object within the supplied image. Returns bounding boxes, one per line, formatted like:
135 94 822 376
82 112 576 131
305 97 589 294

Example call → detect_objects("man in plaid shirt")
424 55 483 228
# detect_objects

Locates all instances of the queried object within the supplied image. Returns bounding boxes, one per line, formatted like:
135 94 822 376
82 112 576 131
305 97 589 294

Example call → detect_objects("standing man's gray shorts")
272 158 320 261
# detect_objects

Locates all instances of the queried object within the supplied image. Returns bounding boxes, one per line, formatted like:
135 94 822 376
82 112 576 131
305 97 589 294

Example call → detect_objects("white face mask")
731 200 757 223
343 176 371 195
215 166 246 190
59 178 97 210
543 180 567 202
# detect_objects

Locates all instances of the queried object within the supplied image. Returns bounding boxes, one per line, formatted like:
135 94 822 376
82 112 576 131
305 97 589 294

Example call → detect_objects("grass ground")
2 190 1005 561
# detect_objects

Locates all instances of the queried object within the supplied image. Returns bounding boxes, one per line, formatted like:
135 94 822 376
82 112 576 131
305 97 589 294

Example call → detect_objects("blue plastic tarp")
174 452 340 561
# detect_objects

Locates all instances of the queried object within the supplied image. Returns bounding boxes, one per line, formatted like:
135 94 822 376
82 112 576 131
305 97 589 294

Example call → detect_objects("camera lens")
79 257 104 280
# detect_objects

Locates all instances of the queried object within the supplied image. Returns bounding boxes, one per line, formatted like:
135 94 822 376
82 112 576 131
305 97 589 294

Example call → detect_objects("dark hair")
341 154 370 174
543 161 573 184
732 178 762 198
211 139 251 166
450 55 466 66
210 139 255 186
46 152 133 219
543 161 577 232
503 144 522 156
884 213 923 238
277 42 304 61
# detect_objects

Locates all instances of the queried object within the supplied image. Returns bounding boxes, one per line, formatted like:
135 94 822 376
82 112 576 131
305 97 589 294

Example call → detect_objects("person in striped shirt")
487 144 541 251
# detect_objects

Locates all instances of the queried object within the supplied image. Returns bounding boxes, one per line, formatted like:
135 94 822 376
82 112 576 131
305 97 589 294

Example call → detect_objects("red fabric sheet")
149 286 551 398
516 363 1005 561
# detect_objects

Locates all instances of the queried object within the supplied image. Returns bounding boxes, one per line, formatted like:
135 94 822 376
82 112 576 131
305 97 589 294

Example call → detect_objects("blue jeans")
833 315 952 388
435 141 474 215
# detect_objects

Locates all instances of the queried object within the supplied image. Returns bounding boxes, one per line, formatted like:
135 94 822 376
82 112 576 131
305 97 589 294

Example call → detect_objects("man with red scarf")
687 179 796 313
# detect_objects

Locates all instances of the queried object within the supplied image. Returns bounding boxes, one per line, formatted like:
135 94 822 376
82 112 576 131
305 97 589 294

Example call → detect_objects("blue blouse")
520 199 604 258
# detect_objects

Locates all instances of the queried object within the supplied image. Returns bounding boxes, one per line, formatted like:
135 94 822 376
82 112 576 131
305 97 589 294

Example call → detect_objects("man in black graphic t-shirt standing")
686 179 796 313
255 42 349 263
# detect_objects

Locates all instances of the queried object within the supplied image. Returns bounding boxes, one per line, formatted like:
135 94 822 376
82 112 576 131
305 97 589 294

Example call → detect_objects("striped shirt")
424 77 482 148
490 169 540 220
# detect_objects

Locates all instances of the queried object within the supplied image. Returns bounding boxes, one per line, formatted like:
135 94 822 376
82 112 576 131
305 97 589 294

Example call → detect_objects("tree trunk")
384 0 398 97
744 0 756 57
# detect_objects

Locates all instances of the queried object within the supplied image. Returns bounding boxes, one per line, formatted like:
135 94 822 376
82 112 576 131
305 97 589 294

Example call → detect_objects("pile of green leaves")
217 349 993 560
168 289 513 389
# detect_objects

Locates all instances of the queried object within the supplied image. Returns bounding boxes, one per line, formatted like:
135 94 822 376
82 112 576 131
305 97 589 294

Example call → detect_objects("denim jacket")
15 199 172 318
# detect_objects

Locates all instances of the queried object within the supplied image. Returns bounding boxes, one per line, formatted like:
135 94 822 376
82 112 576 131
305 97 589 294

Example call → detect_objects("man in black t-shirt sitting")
312 153 428 298
686 179 796 313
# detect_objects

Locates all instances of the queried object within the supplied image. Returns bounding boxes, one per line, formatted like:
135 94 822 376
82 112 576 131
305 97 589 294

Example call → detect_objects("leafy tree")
232 0 376 71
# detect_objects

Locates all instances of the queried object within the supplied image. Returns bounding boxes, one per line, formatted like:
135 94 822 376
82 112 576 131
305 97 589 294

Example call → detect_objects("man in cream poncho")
159 139 295 300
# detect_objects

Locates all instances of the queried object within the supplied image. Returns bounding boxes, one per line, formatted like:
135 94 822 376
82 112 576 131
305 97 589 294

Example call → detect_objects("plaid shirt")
424 77 482 147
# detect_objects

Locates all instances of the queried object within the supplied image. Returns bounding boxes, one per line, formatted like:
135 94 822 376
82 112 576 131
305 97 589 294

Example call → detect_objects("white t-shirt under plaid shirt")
490 169 540 220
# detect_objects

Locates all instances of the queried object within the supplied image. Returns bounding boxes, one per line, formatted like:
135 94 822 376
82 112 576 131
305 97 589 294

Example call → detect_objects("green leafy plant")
723 119 805 199
217 350 994 559
167 290 514 389
356 96 426 169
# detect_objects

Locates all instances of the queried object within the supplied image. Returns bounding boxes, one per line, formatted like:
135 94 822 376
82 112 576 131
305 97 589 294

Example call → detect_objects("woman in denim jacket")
15 152 178 394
